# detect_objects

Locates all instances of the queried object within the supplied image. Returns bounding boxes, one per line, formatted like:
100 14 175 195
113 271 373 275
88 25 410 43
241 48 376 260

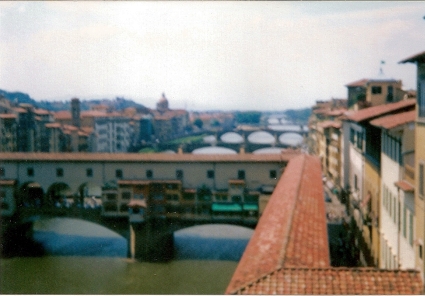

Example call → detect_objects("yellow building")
400 51 425 278
362 159 381 267
346 77 406 110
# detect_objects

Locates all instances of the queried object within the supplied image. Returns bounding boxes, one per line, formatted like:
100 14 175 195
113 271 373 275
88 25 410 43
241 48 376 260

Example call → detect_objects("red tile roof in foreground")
226 154 329 294
226 154 423 295
344 99 416 123
234 268 423 295
370 110 416 130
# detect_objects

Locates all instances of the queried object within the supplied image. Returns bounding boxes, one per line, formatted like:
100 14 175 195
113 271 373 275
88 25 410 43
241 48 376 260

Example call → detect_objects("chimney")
71 98 81 128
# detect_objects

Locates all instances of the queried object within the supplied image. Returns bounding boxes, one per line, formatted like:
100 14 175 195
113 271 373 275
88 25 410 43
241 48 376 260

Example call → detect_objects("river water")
0 218 252 294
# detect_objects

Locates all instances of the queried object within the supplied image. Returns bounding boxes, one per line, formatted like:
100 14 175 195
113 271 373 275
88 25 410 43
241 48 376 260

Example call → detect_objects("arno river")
0 218 253 294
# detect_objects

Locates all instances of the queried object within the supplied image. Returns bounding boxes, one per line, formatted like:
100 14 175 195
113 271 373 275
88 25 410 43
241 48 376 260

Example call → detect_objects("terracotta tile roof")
234 268 423 295
370 110 416 129
118 180 151 185
0 151 299 164
63 124 78 131
344 99 416 123
34 108 50 115
326 108 347 116
318 120 341 129
0 113 17 119
54 111 71 120
226 154 329 294
13 107 27 113
226 153 424 295
346 78 368 87
400 51 425 64
395 180 415 192
45 122 61 128
0 179 17 186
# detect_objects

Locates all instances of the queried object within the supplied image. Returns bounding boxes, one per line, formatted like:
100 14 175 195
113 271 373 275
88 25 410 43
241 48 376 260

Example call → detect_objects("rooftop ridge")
225 154 308 294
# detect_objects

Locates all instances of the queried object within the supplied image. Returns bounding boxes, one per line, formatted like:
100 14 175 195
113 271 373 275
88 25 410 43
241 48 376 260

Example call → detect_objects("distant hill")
0 89 146 112
283 108 311 124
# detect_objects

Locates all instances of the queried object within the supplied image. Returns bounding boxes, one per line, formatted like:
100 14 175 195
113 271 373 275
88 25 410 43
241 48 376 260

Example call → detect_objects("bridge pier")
129 218 174 262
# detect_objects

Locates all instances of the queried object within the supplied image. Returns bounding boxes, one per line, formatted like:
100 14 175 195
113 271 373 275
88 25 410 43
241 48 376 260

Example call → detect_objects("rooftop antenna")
379 60 385 76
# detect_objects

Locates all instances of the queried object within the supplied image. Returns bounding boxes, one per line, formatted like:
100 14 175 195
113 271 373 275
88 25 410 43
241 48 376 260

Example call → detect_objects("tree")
193 118 203 129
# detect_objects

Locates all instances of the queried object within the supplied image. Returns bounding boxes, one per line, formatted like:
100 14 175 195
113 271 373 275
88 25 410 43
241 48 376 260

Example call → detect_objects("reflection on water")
33 218 127 257
175 224 253 261
2 219 250 294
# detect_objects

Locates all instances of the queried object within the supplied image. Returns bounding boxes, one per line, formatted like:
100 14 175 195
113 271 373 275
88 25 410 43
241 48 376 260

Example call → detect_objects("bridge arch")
32 217 127 257
78 182 103 208
18 181 44 207
278 132 304 147
46 182 72 207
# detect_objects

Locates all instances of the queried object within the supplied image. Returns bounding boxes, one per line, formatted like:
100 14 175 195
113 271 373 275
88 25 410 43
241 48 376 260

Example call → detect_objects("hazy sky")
1 1 425 111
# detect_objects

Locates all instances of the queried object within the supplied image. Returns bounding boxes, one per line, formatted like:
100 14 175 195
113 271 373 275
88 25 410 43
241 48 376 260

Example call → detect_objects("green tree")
193 118 203 129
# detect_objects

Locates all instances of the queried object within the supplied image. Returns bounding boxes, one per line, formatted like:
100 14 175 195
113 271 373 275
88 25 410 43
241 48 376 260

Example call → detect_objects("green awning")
212 203 242 212
243 204 259 211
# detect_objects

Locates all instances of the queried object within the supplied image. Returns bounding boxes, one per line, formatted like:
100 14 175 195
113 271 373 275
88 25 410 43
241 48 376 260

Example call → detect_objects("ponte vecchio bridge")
0 151 298 260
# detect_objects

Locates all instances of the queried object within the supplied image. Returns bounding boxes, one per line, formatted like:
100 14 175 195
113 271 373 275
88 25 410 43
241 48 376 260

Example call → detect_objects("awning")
212 203 242 212
243 204 259 211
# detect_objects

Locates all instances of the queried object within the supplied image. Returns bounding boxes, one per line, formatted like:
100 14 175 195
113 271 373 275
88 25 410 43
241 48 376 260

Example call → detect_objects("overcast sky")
1 1 425 111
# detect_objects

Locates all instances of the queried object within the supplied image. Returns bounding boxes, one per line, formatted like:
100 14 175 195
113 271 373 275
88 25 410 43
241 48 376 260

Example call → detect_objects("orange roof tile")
233 268 423 295
54 111 71 120
326 108 347 116
370 110 415 129
226 154 329 294
318 120 342 129
0 179 17 186
118 180 151 186
345 99 416 123
226 153 423 295
45 122 61 128
0 113 17 119
346 78 368 87
34 109 50 115
395 180 415 192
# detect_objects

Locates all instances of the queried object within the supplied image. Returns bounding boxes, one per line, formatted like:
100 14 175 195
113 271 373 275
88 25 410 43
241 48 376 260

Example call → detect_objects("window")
116 169 123 179
350 128 355 144
419 244 423 260
371 86 382 94
56 168 64 177
27 167 34 177
106 193 117 201
238 170 245 180
0 167 4 177
420 163 424 198
86 168 93 177
146 170 153 179
122 192 131 200
207 170 214 179
270 170 277 179
231 195 242 203
176 170 183 180
387 86 394 102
